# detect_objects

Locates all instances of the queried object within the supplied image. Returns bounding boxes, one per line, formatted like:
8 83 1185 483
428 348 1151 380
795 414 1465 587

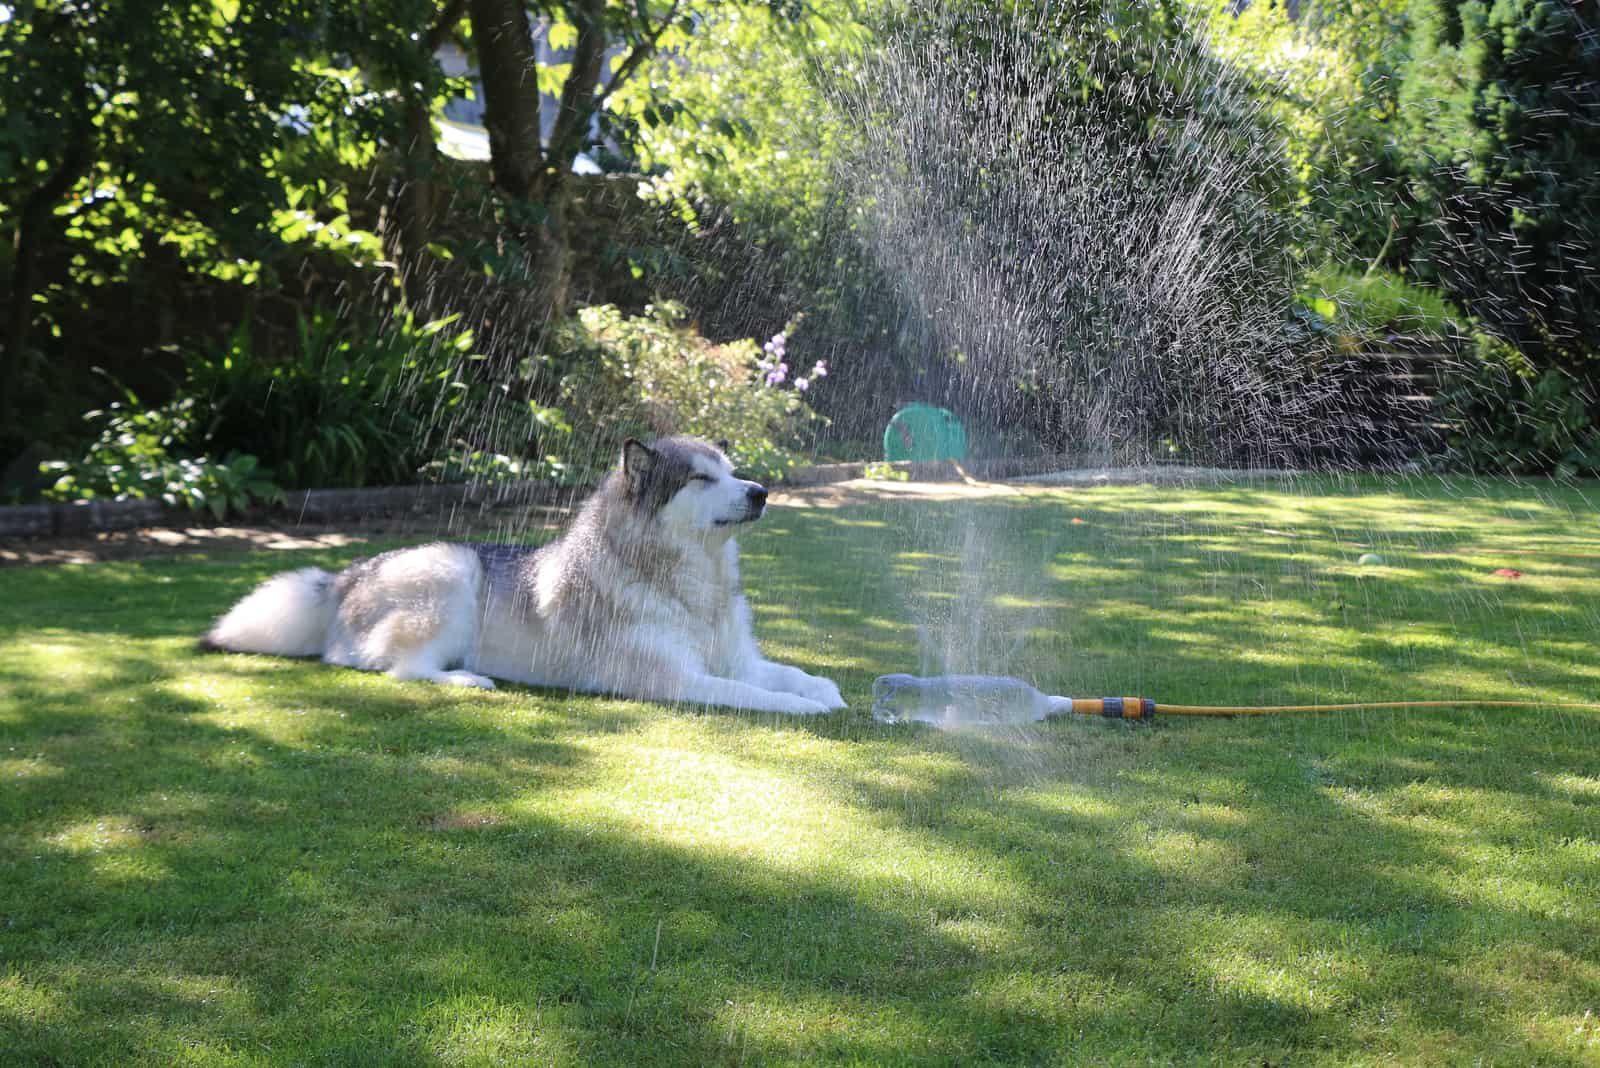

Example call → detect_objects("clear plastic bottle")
871 673 1074 727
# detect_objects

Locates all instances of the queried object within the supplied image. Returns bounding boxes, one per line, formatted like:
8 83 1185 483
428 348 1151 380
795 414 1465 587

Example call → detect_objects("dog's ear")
622 438 656 495
715 438 731 456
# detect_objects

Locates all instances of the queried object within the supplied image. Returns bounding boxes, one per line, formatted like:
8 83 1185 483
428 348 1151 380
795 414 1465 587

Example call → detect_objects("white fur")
321 543 490 688
202 438 846 715
205 567 337 657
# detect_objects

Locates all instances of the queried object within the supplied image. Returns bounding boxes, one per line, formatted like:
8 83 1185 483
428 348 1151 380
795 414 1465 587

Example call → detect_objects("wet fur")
202 436 846 715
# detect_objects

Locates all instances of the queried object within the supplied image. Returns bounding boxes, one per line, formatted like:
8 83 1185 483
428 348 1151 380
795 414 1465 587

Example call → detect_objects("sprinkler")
871 673 1600 727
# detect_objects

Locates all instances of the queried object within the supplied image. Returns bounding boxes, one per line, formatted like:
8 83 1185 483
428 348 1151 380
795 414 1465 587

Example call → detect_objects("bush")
1436 331 1600 478
1299 266 1465 348
554 303 827 482
417 445 571 487
39 392 282 519
33 302 824 503
1400 0 1600 364
186 310 491 490
35 306 565 506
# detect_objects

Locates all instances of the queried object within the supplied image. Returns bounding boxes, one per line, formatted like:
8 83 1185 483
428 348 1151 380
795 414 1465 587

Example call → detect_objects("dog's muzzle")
716 483 768 526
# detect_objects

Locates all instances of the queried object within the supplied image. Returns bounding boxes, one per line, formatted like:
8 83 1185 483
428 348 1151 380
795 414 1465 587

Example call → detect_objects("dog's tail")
201 567 338 657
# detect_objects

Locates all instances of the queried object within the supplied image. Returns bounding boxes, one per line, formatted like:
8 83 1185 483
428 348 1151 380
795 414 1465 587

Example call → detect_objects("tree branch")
543 0 683 177
427 0 470 51
604 0 683 101
544 0 610 175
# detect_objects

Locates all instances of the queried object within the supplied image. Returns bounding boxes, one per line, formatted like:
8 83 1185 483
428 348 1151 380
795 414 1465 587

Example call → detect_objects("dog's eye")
690 474 714 483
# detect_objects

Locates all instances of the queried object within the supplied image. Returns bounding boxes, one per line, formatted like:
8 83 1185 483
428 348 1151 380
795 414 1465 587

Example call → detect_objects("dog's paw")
772 693 831 716
799 674 847 710
440 670 496 690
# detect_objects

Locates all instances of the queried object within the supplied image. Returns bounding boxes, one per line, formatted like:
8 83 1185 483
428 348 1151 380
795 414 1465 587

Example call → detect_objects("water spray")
871 674 1600 728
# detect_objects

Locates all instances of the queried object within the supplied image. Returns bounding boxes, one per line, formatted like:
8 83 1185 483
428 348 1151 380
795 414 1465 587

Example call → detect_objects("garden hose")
1062 697 1600 720
869 675 1600 726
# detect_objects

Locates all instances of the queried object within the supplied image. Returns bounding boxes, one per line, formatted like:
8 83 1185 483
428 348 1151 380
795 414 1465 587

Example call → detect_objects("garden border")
0 456 1074 538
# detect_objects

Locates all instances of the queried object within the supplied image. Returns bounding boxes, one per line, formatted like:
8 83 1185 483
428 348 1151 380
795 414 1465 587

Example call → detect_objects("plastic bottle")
871 673 1074 727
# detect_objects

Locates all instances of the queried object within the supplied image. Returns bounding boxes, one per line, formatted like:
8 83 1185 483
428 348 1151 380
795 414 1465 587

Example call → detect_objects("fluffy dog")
203 436 846 715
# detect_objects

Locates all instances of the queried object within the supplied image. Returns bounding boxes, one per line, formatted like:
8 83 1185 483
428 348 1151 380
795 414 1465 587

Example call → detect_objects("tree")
390 0 474 273
461 1 821 325
461 0 679 323
1212 0 1418 266
0 0 439 433
1401 0 1600 361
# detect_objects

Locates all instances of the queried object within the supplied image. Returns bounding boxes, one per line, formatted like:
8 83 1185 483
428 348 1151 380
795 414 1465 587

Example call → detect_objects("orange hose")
1070 698 1600 720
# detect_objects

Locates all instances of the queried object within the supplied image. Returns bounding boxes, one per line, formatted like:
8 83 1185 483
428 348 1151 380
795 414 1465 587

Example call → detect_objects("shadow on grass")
0 644 1234 1065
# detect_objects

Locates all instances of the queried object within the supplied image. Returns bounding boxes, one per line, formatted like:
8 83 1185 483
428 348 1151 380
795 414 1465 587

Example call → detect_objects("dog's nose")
747 485 768 508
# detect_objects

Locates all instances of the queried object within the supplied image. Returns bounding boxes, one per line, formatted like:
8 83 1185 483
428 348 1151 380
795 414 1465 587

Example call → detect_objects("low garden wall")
0 456 1073 538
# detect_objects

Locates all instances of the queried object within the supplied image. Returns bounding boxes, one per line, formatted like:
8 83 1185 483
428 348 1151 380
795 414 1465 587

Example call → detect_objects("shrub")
185 310 488 489
554 302 827 482
1298 265 1466 348
36 307 546 506
1436 331 1600 479
1400 0 1600 364
417 444 572 486
39 392 282 518
37 304 829 501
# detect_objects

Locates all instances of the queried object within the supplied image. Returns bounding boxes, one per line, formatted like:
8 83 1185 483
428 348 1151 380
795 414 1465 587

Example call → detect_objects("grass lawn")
2 474 1599 1066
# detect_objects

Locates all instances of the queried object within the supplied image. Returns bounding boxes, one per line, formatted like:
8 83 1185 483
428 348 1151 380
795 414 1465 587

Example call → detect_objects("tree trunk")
4 127 92 429
392 99 441 269
469 0 574 324
468 0 542 201
523 0 609 322
390 0 469 307
469 0 627 325
526 171 573 325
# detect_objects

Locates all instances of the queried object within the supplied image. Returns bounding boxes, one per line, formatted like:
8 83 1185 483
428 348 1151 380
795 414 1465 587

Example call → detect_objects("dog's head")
621 436 767 534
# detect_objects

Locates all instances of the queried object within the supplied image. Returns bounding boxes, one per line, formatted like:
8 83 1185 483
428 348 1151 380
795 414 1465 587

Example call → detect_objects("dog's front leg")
738 659 847 710
721 600 846 710
661 671 832 716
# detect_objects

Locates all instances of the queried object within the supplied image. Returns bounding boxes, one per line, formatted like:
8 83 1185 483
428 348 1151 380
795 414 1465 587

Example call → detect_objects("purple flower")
810 360 828 379
765 361 788 386
764 333 787 359
794 377 810 392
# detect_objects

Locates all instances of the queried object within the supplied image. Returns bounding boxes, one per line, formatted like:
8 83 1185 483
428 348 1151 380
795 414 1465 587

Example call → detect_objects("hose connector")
1071 697 1157 720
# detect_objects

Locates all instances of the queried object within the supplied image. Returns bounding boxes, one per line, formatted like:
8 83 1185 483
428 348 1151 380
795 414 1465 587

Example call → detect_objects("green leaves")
1400 0 1600 361
1439 331 1600 479
0 0 440 369
37 391 285 519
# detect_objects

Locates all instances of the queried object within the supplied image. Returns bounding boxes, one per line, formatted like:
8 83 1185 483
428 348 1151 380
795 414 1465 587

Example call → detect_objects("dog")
202 436 847 715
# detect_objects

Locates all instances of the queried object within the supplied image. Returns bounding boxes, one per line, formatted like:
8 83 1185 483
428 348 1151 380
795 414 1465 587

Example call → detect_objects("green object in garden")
883 403 967 462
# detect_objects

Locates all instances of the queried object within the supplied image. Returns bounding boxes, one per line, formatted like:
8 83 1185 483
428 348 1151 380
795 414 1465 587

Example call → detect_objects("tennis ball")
1357 552 1384 566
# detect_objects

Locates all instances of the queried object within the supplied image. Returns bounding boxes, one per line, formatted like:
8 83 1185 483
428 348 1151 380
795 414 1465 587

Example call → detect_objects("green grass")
3 474 1599 1066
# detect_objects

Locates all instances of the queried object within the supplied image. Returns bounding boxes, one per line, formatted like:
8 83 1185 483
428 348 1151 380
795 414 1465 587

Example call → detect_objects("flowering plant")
555 303 828 482
757 326 829 393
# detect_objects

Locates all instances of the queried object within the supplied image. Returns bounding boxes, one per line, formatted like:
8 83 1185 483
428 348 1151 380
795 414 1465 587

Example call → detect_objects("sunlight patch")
0 754 62 782
1537 772 1600 799
533 730 1027 911
708 986 905 1062
0 970 67 1027
1175 911 1353 1014
417 993 568 1065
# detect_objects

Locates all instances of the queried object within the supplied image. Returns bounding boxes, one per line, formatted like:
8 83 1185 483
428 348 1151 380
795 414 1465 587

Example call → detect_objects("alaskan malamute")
203 436 846 715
